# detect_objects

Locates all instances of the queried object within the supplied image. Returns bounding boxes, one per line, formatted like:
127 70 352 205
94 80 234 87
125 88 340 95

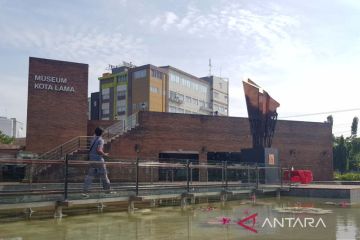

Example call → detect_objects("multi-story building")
128 64 167 115
201 76 229 116
0 117 24 138
93 63 229 120
89 92 100 120
98 65 132 121
160 66 212 115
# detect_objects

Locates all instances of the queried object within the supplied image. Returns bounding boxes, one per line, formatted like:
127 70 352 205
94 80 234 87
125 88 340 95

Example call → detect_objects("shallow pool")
0 197 359 240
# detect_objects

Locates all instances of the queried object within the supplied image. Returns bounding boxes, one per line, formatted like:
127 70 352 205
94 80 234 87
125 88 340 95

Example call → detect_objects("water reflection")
0 197 359 240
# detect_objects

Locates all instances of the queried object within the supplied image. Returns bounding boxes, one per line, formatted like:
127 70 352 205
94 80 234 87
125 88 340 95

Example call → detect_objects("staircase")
29 113 139 181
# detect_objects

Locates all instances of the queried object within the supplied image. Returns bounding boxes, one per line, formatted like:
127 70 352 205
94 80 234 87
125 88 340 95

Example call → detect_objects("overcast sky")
1 0 360 136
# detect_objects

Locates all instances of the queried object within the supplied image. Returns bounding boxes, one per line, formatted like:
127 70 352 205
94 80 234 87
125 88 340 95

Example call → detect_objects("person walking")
82 127 115 197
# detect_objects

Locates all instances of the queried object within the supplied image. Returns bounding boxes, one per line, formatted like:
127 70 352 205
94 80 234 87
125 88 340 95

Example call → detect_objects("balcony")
169 96 183 104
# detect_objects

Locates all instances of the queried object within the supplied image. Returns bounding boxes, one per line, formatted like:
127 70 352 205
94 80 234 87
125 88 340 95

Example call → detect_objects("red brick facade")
26 57 88 154
108 111 333 181
87 120 118 136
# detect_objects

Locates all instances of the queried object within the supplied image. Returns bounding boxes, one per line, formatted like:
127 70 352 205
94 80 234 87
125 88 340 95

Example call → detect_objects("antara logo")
261 217 327 228
215 214 326 234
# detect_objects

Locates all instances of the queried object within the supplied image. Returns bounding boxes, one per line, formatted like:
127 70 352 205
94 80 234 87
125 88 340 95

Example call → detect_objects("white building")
161 66 229 116
0 117 24 138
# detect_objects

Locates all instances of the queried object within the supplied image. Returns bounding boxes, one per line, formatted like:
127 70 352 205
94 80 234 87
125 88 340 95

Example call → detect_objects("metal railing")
0 157 290 205
39 136 93 160
39 112 139 161
32 113 139 181
103 120 125 143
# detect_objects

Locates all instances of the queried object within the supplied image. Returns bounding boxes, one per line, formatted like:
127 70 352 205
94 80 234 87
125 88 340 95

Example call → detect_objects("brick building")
26 57 88 154
88 111 333 181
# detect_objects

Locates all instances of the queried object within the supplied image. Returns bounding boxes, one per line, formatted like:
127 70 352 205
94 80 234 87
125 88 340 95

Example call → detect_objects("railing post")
225 161 228 191
60 146 63 159
78 137 80 149
190 163 193 185
186 160 190 193
150 166 153 185
221 161 225 189
280 167 283 188
64 154 69 201
288 166 291 188
136 156 139 196
256 165 259 190
247 165 250 187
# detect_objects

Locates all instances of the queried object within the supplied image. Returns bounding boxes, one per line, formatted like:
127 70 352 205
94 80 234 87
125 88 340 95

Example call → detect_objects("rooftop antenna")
208 58 212 76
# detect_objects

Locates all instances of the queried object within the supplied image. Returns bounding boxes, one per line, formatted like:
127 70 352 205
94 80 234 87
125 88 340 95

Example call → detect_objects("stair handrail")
126 112 139 131
39 136 92 160
103 120 125 142
38 112 140 160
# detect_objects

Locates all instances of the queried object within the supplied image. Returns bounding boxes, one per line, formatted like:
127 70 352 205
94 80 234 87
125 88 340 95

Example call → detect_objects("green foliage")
351 116 359 137
333 135 348 173
326 115 333 128
0 130 15 144
334 172 360 181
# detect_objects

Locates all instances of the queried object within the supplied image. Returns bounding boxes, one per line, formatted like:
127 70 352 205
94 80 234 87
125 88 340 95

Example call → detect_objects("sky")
1 0 360 137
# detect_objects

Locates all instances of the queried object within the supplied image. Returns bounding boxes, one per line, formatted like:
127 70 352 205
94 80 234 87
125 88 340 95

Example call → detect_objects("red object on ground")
283 170 313 184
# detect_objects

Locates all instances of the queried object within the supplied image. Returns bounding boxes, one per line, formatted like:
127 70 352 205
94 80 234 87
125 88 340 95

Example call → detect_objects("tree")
333 135 348 173
0 130 15 144
326 115 333 129
351 116 359 138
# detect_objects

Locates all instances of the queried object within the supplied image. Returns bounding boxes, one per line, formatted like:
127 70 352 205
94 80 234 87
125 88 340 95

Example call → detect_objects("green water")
0 197 359 240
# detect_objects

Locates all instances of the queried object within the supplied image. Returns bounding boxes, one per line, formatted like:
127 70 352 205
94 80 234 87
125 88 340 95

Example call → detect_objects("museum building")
25 57 333 181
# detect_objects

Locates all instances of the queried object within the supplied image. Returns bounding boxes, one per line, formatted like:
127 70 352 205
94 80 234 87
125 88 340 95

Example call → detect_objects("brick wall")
108 111 333 181
87 120 118 135
26 57 88 154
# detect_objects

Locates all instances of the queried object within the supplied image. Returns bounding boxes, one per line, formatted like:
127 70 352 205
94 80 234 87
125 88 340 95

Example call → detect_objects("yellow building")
95 63 229 120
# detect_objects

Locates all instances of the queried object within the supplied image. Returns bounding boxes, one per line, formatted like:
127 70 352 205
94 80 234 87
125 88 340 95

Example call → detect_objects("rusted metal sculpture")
243 79 280 148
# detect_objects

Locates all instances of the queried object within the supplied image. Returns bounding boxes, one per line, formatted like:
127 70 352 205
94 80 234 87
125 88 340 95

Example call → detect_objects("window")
102 88 110 100
116 75 127 83
170 74 180 84
150 86 159 94
117 105 126 113
169 91 176 99
102 102 109 110
117 90 126 98
192 98 198 105
169 106 176 113
117 85 127 91
151 69 164 80
177 108 184 113
186 96 191 103
117 100 126 107
224 95 228 101
177 94 184 101
199 100 205 107
133 69 147 79
214 92 219 98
